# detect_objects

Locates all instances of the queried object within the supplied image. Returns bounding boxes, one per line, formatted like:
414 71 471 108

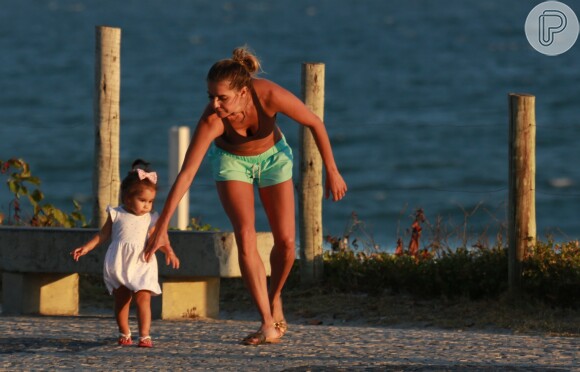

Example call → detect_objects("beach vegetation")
322 210 580 309
187 217 220 232
0 158 87 227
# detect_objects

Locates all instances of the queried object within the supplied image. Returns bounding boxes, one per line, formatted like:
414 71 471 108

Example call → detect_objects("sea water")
1 0 579 250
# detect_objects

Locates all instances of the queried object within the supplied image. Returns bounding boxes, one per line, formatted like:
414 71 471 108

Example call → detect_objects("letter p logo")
525 1 579 56
539 10 567 46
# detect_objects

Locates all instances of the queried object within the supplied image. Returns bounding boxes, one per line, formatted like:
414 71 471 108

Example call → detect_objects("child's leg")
113 286 133 336
134 290 152 337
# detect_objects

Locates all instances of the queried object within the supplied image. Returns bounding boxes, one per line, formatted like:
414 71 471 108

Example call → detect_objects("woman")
144 46 347 345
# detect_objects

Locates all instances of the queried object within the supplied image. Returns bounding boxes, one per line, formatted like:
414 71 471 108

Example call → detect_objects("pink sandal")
118 333 132 346
138 336 153 348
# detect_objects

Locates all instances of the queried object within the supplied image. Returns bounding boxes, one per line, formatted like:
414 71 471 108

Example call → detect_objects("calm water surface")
1 0 579 249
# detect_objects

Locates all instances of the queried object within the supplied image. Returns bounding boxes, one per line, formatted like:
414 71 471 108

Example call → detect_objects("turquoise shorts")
208 137 294 188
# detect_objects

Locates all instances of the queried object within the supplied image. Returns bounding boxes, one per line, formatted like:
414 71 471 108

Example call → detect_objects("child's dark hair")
120 159 158 203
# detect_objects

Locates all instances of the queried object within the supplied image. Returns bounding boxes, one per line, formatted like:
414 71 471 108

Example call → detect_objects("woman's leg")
113 286 133 336
216 181 279 340
258 179 296 323
134 290 152 337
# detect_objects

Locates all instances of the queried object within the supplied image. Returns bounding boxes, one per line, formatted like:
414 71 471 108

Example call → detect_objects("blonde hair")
206 46 262 90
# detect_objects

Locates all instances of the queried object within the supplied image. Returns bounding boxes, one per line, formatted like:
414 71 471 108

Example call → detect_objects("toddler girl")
72 159 180 347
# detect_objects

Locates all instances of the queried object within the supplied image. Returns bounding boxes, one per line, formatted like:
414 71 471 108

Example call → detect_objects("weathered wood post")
169 126 191 230
508 93 536 293
93 26 121 227
299 63 325 283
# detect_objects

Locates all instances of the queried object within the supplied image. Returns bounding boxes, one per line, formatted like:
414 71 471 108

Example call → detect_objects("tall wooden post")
169 126 190 230
299 63 325 283
93 26 121 227
508 93 536 293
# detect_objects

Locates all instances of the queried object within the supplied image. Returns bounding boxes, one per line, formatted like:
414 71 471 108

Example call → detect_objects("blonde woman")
144 47 346 345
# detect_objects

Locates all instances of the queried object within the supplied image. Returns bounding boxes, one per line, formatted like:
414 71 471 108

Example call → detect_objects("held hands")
143 230 164 262
144 229 180 269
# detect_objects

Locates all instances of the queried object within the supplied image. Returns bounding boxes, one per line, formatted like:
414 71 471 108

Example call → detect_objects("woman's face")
207 80 248 118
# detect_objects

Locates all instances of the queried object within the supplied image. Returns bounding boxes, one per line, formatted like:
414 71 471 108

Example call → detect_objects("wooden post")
169 126 190 230
299 63 325 283
508 93 536 293
92 26 121 227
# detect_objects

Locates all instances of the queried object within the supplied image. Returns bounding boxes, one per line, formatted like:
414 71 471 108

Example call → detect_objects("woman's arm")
144 107 223 262
261 79 347 201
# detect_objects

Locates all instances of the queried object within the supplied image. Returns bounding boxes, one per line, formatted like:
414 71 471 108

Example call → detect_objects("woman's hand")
325 170 347 201
144 228 171 263
164 250 181 269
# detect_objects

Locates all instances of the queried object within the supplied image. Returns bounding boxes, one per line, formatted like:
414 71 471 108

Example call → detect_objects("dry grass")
73 275 579 337
220 278 580 337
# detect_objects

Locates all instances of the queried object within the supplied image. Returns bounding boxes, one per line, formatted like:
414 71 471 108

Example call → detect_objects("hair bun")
232 46 261 74
131 158 151 171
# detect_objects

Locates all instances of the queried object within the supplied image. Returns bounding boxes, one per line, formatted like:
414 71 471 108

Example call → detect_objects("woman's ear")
239 86 249 97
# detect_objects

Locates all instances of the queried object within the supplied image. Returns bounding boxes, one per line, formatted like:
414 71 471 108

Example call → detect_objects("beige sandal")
241 328 281 346
274 320 288 336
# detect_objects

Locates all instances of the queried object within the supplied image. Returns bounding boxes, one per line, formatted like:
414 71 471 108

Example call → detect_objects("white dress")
103 206 162 295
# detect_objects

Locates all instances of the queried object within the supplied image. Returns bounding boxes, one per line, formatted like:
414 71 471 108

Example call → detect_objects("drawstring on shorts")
250 163 262 181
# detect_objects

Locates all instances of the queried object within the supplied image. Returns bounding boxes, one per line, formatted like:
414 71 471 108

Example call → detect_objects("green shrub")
0 158 87 227
521 240 580 307
323 247 509 300
322 212 578 308
187 217 219 232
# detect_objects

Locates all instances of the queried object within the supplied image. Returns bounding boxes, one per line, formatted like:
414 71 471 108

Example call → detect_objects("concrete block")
213 232 274 278
0 227 273 278
0 227 103 274
152 277 220 320
2 272 79 315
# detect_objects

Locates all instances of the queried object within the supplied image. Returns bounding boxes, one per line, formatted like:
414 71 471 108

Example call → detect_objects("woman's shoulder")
252 78 282 94
252 78 290 113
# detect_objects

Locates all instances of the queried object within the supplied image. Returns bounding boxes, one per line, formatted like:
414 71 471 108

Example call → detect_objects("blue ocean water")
1 0 579 249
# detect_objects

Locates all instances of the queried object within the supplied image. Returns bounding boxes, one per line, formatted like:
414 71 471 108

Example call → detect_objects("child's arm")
147 225 180 269
71 216 113 261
